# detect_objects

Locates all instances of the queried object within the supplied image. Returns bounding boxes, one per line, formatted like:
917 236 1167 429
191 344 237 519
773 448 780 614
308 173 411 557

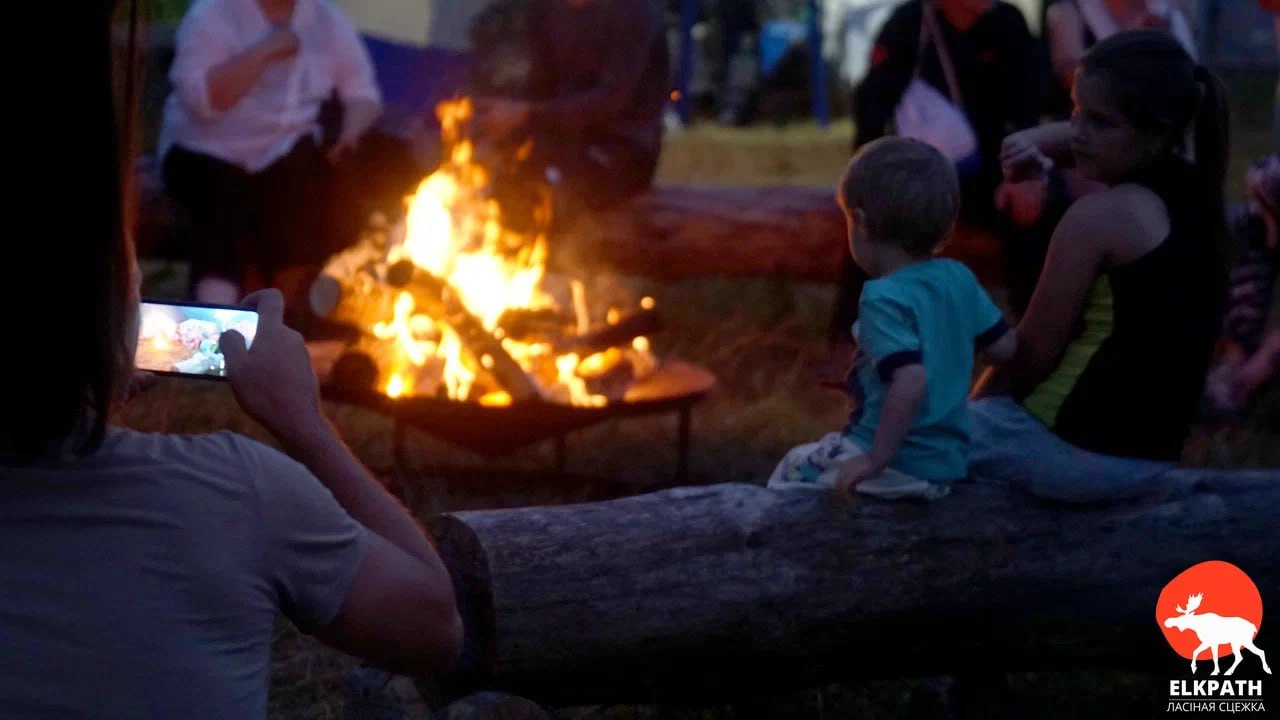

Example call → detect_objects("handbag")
892 2 979 168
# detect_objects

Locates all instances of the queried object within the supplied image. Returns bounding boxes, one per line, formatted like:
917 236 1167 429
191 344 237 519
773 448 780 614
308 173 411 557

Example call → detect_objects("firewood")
551 308 663 357
309 228 395 327
329 350 380 394
495 308 574 342
385 260 542 403
579 355 635 401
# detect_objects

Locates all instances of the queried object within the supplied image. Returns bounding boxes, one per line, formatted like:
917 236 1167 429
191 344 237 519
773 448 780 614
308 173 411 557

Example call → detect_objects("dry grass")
122 70 1278 718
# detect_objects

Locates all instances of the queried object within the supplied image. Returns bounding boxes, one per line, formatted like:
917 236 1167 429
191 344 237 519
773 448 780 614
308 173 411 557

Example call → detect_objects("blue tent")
333 0 482 134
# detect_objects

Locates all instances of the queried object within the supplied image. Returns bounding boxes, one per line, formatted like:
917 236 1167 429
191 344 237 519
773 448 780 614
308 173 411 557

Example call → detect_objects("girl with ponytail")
968 30 1231 503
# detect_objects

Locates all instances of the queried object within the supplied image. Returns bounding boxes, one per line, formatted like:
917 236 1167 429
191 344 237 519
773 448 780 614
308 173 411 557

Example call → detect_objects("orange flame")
366 98 654 406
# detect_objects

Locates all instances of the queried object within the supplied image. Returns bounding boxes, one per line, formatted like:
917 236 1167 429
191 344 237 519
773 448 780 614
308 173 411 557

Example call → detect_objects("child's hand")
1000 131 1051 183
832 456 879 504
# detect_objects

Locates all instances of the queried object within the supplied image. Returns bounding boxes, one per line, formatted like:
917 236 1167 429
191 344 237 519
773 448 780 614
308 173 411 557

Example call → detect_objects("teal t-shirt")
845 258 1007 481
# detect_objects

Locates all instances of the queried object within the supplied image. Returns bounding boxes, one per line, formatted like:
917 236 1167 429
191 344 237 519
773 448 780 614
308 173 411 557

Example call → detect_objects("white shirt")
159 0 382 173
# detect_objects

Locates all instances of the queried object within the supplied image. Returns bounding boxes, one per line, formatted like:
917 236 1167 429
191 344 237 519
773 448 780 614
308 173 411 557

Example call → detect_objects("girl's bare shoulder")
1058 183 1170 260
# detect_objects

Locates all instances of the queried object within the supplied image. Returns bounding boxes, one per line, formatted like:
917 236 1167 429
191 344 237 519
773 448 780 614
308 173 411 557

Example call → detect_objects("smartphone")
135 299 259 379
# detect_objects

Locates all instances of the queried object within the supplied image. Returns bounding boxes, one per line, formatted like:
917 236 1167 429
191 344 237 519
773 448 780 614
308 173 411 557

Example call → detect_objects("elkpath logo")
1158 561 1270 676
1159 561 1270 715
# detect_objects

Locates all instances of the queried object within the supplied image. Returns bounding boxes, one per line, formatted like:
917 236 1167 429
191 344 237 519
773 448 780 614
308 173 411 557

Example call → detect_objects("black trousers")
162 137 335 294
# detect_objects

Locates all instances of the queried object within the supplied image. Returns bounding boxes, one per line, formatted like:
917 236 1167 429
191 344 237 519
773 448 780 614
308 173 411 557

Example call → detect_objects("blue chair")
673 0 829 127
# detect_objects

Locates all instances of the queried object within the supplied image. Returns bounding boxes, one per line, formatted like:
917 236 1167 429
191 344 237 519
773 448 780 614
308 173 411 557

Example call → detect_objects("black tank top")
1024 156 1226 460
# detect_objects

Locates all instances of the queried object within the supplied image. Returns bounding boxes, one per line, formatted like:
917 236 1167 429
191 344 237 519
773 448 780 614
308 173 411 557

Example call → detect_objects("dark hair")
1080 30 1230 249
0 2 140 459
838 137 960 256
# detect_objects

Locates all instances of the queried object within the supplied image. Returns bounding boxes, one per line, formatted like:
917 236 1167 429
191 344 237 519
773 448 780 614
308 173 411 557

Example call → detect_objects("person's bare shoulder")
1046 0 1082 29
1058 184 1169 264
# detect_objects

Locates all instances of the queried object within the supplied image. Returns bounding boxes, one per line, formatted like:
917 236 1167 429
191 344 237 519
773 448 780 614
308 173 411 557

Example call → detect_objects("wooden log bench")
136 176 1005 287
552 183 1005 286
419 471 1278 708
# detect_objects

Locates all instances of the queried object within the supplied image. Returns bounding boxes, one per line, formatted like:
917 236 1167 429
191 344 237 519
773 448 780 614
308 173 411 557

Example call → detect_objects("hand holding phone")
135 300 260 379
220 289 325 448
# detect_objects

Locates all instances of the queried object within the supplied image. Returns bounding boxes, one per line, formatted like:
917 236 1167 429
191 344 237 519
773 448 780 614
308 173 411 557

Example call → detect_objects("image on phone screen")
135 300 259 379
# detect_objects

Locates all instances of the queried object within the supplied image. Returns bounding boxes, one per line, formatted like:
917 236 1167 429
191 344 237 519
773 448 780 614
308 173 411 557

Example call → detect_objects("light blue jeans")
967 397 1175 503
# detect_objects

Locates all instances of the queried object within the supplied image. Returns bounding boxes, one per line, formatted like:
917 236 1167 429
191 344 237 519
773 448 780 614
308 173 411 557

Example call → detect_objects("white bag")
894 77 978 163
892 3 979 165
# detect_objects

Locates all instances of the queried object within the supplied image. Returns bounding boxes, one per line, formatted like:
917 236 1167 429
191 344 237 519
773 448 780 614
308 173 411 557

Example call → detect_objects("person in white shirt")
159 0 383 306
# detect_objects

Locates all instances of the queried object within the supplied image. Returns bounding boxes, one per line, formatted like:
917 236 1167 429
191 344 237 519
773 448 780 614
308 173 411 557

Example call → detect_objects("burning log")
495 308 574 343
550 308 663 357
386 260 542 403
496 307 662 359
425 471 1280 706
577 355 636 400
309 223 396 327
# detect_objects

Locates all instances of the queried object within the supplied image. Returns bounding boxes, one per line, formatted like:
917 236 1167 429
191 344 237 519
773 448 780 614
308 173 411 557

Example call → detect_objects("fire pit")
307 99 715 480
312 346 712 480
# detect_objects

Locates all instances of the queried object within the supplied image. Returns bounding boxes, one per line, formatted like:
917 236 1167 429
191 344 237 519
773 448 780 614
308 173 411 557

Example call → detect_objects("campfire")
310 98 661 407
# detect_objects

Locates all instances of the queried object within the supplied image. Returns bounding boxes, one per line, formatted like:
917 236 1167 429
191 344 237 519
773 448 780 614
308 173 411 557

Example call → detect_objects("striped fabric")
1223 209 1278 354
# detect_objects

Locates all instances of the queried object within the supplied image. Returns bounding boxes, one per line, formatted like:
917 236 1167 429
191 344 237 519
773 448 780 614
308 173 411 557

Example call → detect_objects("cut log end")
309 275 341 317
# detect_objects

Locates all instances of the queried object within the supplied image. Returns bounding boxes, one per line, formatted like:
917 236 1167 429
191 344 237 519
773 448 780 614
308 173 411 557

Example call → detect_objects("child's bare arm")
832 364 926 501
842 365 927 474
980 327 1018 365
865 364 927 469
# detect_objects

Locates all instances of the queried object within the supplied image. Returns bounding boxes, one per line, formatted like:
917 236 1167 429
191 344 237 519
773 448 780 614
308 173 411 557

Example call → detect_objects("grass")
122 69 1279 718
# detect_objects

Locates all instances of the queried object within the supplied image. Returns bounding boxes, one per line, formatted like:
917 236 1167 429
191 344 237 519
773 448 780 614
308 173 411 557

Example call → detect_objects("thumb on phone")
220 329 248 369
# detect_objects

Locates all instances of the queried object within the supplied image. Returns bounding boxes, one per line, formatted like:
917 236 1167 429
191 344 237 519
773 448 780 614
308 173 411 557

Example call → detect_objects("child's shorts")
767 432 950 500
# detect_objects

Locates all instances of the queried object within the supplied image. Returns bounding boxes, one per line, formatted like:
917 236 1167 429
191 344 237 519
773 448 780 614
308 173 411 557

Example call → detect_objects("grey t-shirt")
0 428 369 719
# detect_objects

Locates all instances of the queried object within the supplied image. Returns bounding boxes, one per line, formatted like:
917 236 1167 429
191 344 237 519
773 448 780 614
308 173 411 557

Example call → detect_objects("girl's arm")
972 192 1116 398
1001 122 1076 182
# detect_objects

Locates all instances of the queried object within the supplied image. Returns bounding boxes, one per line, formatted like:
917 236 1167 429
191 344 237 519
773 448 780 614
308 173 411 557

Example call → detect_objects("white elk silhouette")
1163 593 1272 676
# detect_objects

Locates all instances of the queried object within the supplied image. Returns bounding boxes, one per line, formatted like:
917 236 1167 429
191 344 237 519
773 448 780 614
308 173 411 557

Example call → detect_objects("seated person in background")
159 0 382 306
1203 154 1280 417
1041 0 1196 119
771 138 1016 502
832 0 1040 340
468 0 670 220
969 31 1229 503
2 4 460 714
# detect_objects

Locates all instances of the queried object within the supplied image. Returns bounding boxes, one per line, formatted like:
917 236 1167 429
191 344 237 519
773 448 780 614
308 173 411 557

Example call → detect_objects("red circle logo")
1157 561 1267 672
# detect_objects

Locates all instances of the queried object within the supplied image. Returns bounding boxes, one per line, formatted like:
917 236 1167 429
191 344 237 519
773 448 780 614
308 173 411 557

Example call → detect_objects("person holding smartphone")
0 4 460 715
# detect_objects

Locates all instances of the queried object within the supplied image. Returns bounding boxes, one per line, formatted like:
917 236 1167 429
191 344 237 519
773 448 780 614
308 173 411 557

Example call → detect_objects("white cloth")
767 431 952 500
1076 0 1198 60
159 0 382 173
0 428 369 718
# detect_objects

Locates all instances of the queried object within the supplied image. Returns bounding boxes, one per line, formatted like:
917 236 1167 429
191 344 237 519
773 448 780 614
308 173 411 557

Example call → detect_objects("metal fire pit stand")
317 357 715 498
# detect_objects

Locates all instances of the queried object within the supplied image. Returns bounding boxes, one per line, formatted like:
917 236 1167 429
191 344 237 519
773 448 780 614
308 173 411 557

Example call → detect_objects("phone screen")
135 300 259 379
